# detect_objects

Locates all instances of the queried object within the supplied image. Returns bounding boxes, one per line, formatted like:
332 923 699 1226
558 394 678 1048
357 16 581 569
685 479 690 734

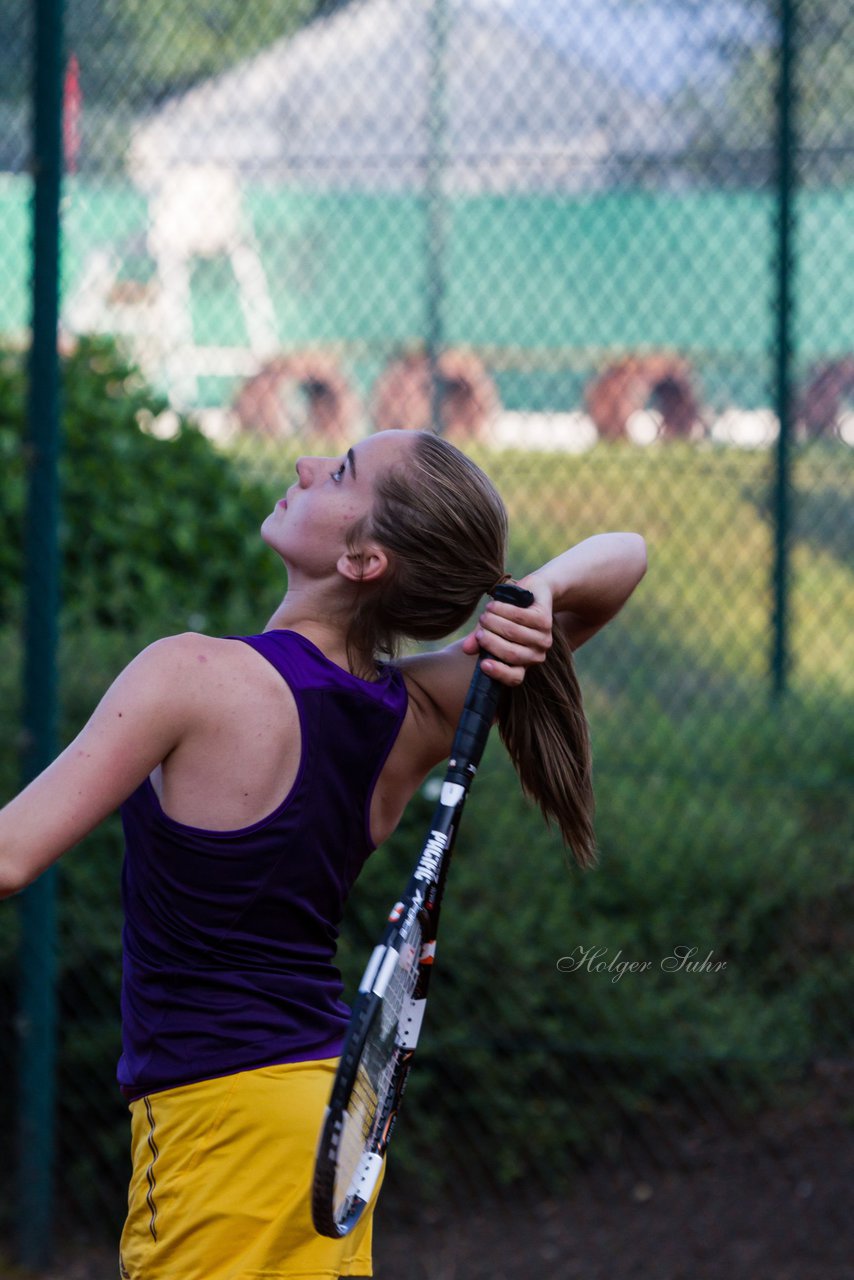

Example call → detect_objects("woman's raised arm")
472 531 648 666
398 531 646 772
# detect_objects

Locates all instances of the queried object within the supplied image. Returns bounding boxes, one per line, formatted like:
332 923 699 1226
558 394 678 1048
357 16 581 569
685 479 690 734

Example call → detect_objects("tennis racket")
311 582 534 1239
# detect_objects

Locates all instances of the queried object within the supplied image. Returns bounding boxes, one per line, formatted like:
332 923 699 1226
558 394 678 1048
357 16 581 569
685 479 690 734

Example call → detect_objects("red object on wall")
63 53 82 173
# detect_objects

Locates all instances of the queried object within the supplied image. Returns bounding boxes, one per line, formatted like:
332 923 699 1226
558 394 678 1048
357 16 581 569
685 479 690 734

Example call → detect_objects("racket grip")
446 583 534 788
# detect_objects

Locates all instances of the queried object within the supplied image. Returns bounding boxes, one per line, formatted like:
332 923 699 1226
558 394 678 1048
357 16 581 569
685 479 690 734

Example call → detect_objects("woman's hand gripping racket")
311 582 534 1239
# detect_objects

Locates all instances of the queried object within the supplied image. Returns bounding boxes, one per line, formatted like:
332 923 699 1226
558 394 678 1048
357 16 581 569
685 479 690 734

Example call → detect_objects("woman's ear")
337 542 389 584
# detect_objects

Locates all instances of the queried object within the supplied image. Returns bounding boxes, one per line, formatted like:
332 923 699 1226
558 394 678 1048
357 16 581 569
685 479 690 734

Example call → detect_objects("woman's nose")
296 455 334 487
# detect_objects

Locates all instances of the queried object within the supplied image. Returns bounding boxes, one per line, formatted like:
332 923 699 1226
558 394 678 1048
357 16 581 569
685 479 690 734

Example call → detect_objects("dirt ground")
374 1109 854 1280
6 1094 853 1280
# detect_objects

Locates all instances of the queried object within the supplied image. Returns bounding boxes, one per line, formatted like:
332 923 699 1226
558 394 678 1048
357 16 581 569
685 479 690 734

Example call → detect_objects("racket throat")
344 1151 383 1211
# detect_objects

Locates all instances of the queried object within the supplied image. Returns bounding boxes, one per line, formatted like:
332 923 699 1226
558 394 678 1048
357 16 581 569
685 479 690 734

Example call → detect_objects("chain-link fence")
1 0 852 1275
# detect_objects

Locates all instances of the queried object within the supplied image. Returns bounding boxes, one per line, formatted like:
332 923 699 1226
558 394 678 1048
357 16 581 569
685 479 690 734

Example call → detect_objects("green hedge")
0 335 282 634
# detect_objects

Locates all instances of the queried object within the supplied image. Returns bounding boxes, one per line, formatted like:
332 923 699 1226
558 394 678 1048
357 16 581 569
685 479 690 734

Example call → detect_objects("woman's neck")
264 585 371 677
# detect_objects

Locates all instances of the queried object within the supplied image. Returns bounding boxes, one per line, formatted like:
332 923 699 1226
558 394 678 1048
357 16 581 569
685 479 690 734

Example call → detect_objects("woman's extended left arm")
0 634 207 899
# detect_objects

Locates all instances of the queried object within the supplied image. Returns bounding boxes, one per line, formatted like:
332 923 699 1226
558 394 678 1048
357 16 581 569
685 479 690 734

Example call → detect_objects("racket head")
312 902 430 1237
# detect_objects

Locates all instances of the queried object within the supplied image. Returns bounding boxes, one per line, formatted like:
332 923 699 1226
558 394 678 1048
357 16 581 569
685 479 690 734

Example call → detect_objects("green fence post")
425 0 449 433
770 0 797 698
17 0 65 1266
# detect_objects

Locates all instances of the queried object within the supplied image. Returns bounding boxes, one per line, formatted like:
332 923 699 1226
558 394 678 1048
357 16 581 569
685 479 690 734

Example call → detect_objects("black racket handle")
445 582 534 790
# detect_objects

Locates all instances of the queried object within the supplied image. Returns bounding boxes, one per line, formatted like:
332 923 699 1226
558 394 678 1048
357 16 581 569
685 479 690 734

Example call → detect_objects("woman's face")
261 429 416 578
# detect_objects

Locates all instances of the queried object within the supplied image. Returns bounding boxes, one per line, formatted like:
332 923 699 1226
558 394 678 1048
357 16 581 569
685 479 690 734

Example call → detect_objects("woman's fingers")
474 605 553 685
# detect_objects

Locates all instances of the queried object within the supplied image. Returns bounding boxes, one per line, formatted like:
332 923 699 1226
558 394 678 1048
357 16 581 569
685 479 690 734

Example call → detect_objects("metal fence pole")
770 0 797 698
17 0 65 1265
425 0 449 434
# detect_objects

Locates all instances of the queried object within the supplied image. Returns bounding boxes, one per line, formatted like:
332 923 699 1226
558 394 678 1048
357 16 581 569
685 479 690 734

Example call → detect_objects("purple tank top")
118 629 408 1098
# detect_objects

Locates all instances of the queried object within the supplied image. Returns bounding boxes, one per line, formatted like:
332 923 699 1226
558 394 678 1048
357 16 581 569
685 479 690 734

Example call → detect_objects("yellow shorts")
120 1059 381 1280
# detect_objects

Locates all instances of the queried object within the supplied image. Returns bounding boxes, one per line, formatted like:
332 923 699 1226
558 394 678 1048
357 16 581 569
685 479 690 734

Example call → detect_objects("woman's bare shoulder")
137 632 282 692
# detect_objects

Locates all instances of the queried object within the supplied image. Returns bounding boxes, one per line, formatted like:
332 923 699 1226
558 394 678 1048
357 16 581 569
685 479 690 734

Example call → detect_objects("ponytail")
496 625 596 869
344 429 595 867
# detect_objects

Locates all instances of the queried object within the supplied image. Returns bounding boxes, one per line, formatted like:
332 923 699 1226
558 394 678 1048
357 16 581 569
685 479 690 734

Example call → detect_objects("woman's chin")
259 515 279 547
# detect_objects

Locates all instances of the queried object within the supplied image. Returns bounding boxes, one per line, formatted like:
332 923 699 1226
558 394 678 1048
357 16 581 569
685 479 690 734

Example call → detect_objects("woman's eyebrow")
347 447 357 480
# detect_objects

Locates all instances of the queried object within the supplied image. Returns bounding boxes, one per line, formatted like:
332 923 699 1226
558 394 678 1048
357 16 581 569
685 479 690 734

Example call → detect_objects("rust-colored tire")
799 359 854 439
235 352 359 444
586 354 702 441
371 349 500 442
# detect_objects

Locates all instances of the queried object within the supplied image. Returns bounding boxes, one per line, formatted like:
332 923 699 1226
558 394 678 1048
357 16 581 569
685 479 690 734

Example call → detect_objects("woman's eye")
330 462 346 483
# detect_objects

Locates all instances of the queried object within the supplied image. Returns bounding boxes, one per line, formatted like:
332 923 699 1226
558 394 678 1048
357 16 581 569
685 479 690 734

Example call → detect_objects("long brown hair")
496 628 596 868
347 431 595 869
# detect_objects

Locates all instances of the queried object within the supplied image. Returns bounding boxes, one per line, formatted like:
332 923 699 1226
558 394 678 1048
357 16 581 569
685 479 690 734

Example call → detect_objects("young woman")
0 429 646 1279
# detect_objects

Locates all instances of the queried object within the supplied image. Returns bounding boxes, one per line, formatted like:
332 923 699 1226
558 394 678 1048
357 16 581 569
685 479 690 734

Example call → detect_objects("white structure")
710 409 780 449
145 166 278 405
493 410 599 453
128 0 686 197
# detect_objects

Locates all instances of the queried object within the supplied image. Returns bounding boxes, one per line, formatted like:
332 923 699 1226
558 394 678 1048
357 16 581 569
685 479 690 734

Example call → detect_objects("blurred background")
0 1 852 1276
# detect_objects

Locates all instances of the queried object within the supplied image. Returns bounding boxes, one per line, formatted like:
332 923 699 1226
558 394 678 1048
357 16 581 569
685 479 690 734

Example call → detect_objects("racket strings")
334 922 423 1215
332 1063 378 1217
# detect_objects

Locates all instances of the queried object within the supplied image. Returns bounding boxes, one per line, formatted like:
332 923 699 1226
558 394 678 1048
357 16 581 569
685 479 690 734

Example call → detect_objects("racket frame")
312 583 533 1238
